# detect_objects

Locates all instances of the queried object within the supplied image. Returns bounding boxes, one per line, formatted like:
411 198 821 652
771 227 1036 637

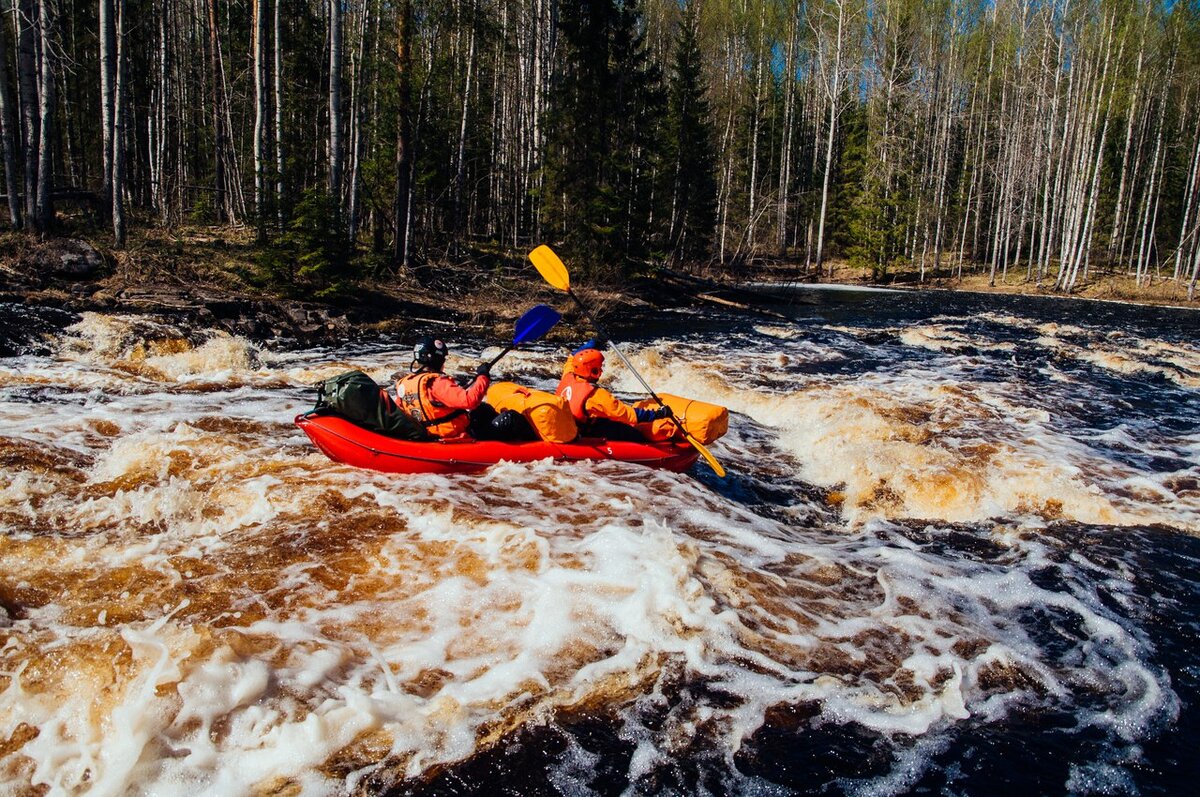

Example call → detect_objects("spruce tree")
666 0 718 264
611 0 666 262
544 0 666 277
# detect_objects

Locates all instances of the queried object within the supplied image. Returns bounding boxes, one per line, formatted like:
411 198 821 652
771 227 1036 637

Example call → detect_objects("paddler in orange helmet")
556 340 671 442
395 336 491 438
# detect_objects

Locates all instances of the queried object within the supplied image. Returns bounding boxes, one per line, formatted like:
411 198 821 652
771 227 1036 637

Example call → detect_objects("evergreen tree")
666 0 718 264
829 103 868 258
544 0 666 277
612 0 667 261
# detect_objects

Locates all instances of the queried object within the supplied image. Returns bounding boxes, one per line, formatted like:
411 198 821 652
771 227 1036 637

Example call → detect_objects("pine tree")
666 0 717 264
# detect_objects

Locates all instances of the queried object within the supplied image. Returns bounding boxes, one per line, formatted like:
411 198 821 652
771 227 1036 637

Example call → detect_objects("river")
0 287 1197 796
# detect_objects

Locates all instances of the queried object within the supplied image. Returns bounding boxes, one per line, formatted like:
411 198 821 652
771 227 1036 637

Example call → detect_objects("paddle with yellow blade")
528 244 727 478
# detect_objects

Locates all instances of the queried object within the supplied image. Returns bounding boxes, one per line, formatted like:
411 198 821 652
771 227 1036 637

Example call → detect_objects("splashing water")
1 293 1197 796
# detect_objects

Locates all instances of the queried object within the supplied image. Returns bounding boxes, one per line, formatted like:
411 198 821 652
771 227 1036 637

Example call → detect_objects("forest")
3 0 1200 299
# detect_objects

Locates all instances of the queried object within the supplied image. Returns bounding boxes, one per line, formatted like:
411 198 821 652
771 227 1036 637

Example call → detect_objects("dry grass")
744 258 1199 310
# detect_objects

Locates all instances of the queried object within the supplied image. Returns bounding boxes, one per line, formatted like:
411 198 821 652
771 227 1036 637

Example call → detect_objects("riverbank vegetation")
2 0 1199 305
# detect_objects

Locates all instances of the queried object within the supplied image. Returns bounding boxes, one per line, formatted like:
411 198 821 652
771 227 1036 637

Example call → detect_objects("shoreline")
3 231 1198 356
752 279 1200 312
730 260 1200 311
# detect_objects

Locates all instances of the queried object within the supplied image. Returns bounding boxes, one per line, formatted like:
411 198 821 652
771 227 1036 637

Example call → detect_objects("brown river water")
0 288 1197 795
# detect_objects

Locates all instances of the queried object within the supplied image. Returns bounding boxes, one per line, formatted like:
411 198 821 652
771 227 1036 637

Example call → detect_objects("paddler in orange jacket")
395 336 491 438
556 340 671 442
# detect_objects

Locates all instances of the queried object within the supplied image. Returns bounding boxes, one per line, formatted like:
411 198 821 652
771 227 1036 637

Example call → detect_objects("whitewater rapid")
0 297 1196 795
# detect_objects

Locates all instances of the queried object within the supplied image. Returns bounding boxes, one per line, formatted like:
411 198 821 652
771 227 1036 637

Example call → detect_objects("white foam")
612 346 1199 531
0 312 1189 794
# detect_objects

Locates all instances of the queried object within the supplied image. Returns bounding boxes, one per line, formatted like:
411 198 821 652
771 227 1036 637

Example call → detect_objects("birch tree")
111 0 125 246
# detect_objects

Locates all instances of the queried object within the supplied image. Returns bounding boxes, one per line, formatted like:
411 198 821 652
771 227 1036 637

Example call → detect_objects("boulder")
53 240 105 279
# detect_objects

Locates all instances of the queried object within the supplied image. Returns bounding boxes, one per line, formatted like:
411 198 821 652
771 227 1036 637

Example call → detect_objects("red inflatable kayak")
295 413 701 475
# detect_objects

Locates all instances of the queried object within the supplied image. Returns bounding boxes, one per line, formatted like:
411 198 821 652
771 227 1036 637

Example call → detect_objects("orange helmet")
569 348 604 381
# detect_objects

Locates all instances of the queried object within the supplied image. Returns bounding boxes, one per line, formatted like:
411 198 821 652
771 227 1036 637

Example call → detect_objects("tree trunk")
0 7 22 228
815 0 844 277
346 0 372 244
99 0 114 209
393 0 412 267
746 3 765 251
776 1 798 256
1109 34 1143 263
453 0 476 247
274 0 284 229
1135 70 1169 287
207 0 225 222
1189 226 1200 300
1067 20 1121 290
112 0 125 247
149 0 167 221
328 0 343 203
17 0 38 227
1172 107 1200 281
32 0 53 234
252 0 265 241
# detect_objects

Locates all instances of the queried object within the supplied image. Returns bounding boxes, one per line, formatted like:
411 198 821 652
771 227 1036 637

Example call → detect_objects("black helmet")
413 335 449 371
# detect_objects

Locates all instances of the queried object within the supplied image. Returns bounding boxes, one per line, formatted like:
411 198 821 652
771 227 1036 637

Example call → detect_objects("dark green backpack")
313 370 429 440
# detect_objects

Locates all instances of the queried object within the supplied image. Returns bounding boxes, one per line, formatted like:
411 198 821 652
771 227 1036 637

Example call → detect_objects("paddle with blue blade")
486 304 562 369
528 245 726 478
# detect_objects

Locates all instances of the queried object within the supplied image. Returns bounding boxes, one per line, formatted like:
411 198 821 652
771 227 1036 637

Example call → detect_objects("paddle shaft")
530 244 725 477
565 289 668 408
486 345 513 369
566 288 726 478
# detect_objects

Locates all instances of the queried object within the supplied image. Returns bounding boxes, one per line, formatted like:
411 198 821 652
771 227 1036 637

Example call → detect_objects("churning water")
0 288 1197 796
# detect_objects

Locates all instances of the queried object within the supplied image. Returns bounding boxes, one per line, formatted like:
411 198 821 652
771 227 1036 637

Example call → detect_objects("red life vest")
396 372 470 438
556 371 597 422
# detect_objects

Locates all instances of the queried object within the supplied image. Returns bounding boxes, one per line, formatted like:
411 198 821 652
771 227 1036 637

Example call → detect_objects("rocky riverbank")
0 233 708 357
10 230 1190 360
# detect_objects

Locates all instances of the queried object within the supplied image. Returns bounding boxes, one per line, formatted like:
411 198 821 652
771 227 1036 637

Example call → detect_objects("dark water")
410 288 1200 796
414 525 1200 796
0 288 1198 796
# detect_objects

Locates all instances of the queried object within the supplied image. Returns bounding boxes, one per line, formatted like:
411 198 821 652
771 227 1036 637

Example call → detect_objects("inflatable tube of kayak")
295 413 700 475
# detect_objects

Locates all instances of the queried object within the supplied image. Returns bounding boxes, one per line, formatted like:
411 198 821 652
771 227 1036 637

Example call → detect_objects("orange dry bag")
636 393 729 444
486 382 578 443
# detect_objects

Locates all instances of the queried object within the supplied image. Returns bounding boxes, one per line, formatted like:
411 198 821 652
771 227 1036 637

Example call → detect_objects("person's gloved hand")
475 362 491 378
635 405 674 423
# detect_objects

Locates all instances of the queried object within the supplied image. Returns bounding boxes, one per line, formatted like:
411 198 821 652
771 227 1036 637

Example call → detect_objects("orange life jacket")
556 370 598 422
396 372 470 438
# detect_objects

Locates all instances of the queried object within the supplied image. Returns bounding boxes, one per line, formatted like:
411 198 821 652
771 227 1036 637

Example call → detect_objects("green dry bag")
314 370 428 440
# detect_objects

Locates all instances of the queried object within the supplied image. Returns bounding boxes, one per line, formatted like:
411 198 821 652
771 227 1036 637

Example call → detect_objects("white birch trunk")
112 0 126 246
252 0 266 239
1108 33 1143 261
328 0 343 202
776 2 798 255
1172 110 1200 281
346 0 370 243
815 0 845 276
274 0 284 228
453 1 476 241
32 0 52 233
99 0 114 202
